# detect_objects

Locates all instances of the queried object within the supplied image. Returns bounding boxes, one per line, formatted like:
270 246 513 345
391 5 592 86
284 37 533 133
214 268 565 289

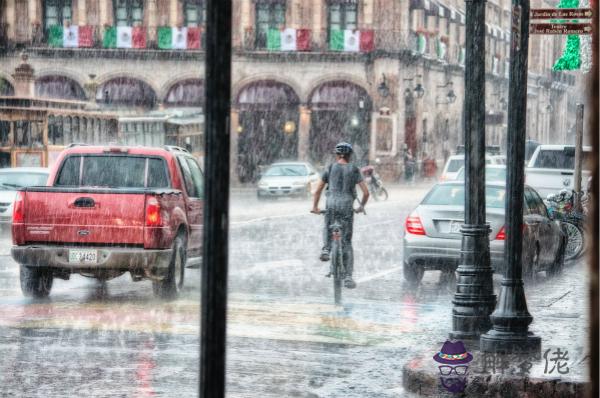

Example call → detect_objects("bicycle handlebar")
314 208 366 215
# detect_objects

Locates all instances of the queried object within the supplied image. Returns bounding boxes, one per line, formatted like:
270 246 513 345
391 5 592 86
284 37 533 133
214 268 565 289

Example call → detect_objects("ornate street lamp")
449 0 496 342
377 74 390 98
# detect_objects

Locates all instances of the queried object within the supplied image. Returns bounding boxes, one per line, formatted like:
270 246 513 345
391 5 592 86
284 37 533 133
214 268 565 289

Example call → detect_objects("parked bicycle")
361 164 388 201
546 189 587 261
319 207 365 305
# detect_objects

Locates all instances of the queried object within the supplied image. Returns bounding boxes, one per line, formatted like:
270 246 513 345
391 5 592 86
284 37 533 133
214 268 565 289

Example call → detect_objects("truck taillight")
405 213 426 235
13 191 25 223
145 197 162 227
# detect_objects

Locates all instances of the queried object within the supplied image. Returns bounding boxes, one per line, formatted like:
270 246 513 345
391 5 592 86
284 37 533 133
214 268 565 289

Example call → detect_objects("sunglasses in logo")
438 365 468 375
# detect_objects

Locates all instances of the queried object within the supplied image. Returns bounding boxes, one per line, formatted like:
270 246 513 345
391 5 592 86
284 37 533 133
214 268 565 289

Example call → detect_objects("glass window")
147 158 170 188
533 148 592 170
44 0 72 31
255 1 286 49
185 157 204 198
184 0 205 27
55 156 81 186
177 156 197 197
328 1 357 36
422 184 506 208
114 0 144 26
80 156 147 188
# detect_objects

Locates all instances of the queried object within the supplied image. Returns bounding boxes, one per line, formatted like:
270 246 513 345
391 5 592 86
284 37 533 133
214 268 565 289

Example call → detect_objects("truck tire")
20 265 53 298
153 235 186 299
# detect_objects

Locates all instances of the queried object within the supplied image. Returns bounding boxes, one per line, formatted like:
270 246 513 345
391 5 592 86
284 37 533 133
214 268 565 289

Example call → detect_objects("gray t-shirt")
322 162 363 201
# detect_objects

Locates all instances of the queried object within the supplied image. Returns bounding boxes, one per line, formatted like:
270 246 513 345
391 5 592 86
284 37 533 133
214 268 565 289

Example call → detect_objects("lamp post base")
480 330 541 354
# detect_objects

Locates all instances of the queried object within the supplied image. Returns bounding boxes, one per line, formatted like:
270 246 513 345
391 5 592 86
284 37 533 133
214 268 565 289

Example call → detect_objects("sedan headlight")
258 181 268 188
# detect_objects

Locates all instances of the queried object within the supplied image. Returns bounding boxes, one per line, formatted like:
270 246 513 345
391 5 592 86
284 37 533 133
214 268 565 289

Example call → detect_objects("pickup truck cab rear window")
55 155 170 188
533 149 591 170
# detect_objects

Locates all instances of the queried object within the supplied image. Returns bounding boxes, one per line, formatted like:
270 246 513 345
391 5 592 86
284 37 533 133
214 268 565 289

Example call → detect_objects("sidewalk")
402 261 591 397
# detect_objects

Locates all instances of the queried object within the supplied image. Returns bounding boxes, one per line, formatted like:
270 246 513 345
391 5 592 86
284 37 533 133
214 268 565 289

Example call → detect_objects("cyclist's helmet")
334 142 353 155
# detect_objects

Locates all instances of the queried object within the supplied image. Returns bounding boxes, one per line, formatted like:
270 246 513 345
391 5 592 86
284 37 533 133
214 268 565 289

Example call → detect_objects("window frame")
43 0 73 33
184 0 206 27
327 1 358 41
114 0 144 27
254 0 286 49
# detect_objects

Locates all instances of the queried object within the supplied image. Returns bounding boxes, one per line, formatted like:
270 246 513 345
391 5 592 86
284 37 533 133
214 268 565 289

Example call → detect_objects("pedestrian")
404 149 415 184
311 142 370 289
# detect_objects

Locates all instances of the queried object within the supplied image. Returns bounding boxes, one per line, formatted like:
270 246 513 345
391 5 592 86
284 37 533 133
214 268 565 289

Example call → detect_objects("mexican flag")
417 34 427 54
103 26 146 48
266 28 310 51
48 25 94 48
157 27 201 50
329 29 374 52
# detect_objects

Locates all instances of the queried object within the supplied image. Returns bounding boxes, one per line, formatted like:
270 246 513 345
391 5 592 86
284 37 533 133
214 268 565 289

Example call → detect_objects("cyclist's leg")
320 207 333 261
340 208 356 288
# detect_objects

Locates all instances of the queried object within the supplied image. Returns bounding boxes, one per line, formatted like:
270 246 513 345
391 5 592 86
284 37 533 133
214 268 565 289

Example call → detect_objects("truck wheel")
153 235 186 299
20 265 53 298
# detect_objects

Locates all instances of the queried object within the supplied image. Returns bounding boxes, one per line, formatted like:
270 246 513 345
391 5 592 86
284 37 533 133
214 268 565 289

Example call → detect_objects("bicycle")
545 190 587 260
319 207 365 305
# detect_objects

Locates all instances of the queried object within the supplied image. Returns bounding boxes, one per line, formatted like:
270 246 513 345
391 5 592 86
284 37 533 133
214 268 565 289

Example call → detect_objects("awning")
409 0 430 10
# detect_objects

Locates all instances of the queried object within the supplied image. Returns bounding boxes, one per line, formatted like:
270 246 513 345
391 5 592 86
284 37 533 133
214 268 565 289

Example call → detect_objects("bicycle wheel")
330 240 342 305
376 187 388 201
563 221 584 261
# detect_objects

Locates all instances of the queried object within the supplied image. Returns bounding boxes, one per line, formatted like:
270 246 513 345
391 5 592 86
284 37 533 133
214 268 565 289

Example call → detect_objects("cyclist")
311 142 370 289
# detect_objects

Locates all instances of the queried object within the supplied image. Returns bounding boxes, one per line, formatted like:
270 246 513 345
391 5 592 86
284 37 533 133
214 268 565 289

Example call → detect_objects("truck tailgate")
22 190 146 245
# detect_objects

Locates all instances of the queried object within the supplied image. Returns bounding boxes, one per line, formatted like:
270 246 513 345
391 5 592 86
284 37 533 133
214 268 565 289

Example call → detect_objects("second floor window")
184 0 206 27
255 1 285 49
115 0 143 26
329 1 357 33
44 0 72 30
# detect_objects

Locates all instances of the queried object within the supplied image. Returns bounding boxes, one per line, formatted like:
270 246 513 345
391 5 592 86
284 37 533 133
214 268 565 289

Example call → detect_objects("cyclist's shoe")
319 249 330 262
344 276 357 289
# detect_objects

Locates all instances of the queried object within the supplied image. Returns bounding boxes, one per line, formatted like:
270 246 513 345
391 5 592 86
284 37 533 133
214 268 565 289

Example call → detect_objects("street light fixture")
377 74 390 98
403 75 425 99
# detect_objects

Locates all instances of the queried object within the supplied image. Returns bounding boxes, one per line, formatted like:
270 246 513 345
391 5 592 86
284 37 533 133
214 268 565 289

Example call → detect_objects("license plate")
450 221 462 234
68 249 98 264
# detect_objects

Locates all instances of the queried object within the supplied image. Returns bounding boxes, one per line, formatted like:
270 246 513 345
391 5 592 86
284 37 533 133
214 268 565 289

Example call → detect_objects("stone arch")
307 80 373 166
0 77 15 96
163 78 204 107
234 80 301 183
232 75 303 107
159 74 202 100
96 76 158 108
306 74 371 103
34 75 87 100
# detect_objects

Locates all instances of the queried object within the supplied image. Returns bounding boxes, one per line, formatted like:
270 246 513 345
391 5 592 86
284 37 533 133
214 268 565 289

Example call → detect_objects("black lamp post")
480 0 541 354
449 0 496 342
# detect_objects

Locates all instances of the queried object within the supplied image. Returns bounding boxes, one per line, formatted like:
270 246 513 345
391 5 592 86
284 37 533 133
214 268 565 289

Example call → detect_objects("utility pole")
201 0 232 396
450 0 496 342
573 104 584 212
480 0 541 354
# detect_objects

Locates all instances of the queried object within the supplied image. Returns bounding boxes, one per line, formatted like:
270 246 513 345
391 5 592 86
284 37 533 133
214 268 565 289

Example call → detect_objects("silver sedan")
402 181 566 282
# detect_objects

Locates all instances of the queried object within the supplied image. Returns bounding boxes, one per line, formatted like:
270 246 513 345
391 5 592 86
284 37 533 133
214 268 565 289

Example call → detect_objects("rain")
0 0 597 397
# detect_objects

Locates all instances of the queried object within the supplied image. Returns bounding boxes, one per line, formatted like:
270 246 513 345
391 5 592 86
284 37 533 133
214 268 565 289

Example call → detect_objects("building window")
255 1 285 49
44 0 72 30
328 1 358 33
184 0 205 27
114 0 143 26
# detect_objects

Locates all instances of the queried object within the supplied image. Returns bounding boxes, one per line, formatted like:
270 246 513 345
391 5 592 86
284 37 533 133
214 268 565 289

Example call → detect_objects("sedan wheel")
403 262 424 283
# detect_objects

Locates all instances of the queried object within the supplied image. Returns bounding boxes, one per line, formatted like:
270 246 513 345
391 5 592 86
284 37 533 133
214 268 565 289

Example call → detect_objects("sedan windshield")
264 165 307 177
0 172 48 189
422 184 506 208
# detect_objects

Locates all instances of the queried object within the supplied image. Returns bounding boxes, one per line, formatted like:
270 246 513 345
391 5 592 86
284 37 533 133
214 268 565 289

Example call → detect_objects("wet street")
0 184 590 397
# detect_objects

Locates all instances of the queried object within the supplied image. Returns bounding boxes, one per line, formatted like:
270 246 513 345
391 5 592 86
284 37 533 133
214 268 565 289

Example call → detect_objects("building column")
12 54 35 97
312 0 322 49
298 105 311 161
230 108 240 184
99 0 110 26
147 0 157 42
77 0 87 26
169 0 178 26
6 0 15 40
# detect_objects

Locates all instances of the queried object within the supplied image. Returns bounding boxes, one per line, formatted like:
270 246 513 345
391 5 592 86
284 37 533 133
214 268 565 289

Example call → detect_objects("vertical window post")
201 0 231 397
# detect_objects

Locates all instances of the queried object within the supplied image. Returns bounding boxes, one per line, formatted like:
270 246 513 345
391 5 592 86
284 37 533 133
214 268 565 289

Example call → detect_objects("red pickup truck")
11 145 203 299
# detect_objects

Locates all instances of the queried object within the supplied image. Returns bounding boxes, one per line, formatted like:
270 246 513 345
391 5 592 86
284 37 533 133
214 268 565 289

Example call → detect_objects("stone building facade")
0 0 581 181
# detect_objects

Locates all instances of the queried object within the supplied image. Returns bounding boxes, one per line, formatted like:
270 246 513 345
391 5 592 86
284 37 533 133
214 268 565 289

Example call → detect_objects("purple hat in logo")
433 340 473 365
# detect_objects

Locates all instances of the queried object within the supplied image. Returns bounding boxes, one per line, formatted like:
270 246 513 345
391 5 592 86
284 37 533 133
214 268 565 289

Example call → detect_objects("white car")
440 154 498 181
257 162 320 199
525 144 592 197
0 167 50 226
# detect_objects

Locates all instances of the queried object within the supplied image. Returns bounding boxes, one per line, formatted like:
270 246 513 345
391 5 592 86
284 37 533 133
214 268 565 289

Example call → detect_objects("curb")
402 348 590 398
